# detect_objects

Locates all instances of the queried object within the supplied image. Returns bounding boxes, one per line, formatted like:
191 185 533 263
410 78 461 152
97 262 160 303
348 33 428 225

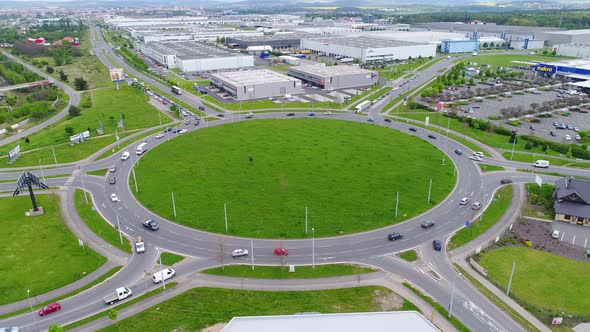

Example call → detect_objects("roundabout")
133 118 456 238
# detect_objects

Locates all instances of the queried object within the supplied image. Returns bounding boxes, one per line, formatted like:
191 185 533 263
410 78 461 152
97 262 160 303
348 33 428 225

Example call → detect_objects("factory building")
536 29 590 46
210 69 302 100
509 38 545 50
134 28 263 43
301 36 436 63
440 39 480 53
135 41 253 72
226 34 303 50
288 65 378 90
555 44 590 59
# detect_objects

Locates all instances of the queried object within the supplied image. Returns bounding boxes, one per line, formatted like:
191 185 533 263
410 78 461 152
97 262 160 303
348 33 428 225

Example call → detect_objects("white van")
136 142 148 155
152 268 175 283
533 160 550 168
121 151 130 161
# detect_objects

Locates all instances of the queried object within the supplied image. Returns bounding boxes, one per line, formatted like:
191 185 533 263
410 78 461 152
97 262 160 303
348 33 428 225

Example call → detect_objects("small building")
440 39 480 54
554 176 590 226
210 69 302 101
222 311 440 332
288 64 378 90
509 38 545 50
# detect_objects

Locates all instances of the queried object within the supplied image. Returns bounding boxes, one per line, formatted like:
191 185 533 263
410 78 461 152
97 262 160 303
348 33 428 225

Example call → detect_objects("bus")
171 86 182 95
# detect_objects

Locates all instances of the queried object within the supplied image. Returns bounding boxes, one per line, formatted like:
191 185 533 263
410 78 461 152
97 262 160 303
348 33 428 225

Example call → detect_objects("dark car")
164 128 172 132
384 118 392 123
421 221 436 229
500 179 513 184
217 114 225 118
143 219 160 231
433 240 442 251
308 112 316 117
454 149 463 155
109 177 116 185
194 121 199 126
550 130 557 137
198 106 205 111
286 113 295 117
428 134 437 139
39 302 61 316
387 232 403 241
409 127 417 132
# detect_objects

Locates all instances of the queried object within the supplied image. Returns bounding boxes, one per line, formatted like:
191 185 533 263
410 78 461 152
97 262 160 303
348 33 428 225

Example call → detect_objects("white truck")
103 287 132 305
355 100 372 113
136 142 148 155
533 160 550 168
135 236 145 254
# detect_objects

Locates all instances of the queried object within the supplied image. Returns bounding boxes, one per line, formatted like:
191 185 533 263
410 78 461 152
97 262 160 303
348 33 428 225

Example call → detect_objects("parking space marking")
561 232 565 241
572 235 576 245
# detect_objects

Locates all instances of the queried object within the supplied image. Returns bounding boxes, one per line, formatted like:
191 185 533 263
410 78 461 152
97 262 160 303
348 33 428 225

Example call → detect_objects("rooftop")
289 64 375 77
545 59 590 70
211 69 300 86
223 311 440 332
140 41 248 60
227 33 305 42
303 35 427 48
541 29 590 36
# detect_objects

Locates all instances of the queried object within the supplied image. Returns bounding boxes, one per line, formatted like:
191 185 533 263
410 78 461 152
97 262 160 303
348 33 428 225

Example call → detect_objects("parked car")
164 128 172 132
421 220 436 229
198 106 205 111
500 179 513 184
427 134 436 139
551 229 560 239
473 151 484 157
178 129 188 134
576 135 582 140
409 127 417 132
574 127 580 132
472 202 482 210
109 177 116 185
39 302 61 316
367 118 375 122
323 111 333 115
387 232 403 241
565 134 572 141
274 247 288 256
110 193 119 202
459 197 470 205
566 124 574 130
217 114 225 118
432 240 442 251
454 149 463 155
184 120 190 125
550 130 557 137
470 156 483 162
232 249 249 257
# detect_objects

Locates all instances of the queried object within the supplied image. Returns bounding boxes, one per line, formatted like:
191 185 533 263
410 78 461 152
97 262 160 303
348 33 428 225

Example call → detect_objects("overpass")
0 79 54 92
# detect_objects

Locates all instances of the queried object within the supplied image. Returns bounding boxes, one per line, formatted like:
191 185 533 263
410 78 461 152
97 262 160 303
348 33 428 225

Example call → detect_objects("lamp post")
312 227 315 269
38 159 46 183
157 247 166 290
27 289 37 329
448 273 462 319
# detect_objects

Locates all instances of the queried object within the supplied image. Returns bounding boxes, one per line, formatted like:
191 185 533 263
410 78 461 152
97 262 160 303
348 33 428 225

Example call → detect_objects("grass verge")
479 164 505 172
502 152 590 169
202 264 376 279
402 282 470 332
96 286 418 331
399 250 419 262
87 168 107 176
63 282 178 331
160 252 184 266
74 189 132 253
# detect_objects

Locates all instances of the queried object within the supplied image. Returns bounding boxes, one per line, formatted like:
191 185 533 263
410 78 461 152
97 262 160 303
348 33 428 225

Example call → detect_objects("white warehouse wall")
178 56 254 72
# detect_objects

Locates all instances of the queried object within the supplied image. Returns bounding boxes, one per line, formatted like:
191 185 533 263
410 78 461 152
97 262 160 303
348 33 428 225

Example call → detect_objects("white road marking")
585 238 587 248
572 235 576 245
561 232 565 241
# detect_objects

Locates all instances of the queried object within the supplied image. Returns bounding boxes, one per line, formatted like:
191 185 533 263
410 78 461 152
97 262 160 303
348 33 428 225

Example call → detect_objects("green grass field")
479 247 590 317
134 119 456 238
479 164 505 172
203 264 376 278
448 185 513 250
74 189 132 253
0 84 170 166
399 250 418 262
97 286 419 332
0 195 106 304
160 252 184 266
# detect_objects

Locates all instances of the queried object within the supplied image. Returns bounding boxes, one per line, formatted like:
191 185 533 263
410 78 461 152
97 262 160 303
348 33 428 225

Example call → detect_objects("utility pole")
395 191 399 218
117 214 123 244
172 192 177 218
224 203 228 231
427 178 433 204
305 206 308 234
158 247 166 290
506 261 516 295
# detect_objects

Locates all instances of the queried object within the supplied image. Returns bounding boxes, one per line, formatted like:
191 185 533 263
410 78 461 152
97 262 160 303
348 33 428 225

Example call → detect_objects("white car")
110 193 119 202
152 268 176 283
472 152 484 157
155 133 165 139
565 134 572 141
472 202 482 210
323 111 333 115
551 229 560 239
459 197 470 205
121 151 130 160
470 156 483 162
178 129 188 134
232 249 249 257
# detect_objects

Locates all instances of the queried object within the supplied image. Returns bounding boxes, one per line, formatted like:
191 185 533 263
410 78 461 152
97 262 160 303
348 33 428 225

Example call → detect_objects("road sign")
465 221 471 227
535 175 543 187
425 116 430 126
8 144 20 161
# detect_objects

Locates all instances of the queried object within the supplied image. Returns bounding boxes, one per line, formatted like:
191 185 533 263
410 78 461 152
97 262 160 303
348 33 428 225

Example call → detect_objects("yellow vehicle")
299 50 311 54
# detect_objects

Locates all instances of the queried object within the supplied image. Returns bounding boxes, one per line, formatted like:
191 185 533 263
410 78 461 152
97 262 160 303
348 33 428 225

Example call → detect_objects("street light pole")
157 247 166 290
27 289 37 329
448 273 461 318
79 166 88 204
510 137 516 161
312 227 315 269
38 159 46 183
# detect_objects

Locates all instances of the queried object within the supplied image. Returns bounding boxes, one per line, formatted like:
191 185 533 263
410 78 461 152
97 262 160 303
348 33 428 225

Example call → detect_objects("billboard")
8 145 20 160
437 102 444 111
110 68 124 82
69 130 91 143
534 64 557 74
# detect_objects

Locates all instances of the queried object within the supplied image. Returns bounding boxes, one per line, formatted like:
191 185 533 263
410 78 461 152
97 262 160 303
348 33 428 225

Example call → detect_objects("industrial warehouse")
301 36 436 62
226 34 303 50
135 41 253 71
210 69 302 100
288 65 378 90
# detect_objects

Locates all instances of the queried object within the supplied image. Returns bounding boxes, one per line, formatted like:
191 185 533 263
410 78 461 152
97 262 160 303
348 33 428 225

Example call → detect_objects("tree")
551 50 557 56
108 308 118 326
46 66 54 74
65 125 74 136
25 137 30 143
68 105 81 117
48 323 64 332
566 146 573 159
482 42 489 48
74 77 88 91
58 70 68 82
542 49 548 55
489 42 495 48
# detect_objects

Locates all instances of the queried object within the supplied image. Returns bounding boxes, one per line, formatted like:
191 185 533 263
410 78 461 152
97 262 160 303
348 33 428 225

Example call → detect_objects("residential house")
554 176 590 226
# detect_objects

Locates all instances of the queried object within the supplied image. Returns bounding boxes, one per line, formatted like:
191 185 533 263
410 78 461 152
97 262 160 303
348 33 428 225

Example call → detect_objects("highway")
1 29 581 332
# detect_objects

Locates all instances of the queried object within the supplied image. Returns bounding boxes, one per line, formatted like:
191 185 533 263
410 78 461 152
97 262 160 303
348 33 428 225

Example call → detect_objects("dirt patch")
491 219 588 263
373 288 404 311
201 322 226 332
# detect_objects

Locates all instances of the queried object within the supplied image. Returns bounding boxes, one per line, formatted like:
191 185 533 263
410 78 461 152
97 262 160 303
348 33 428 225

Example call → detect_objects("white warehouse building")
301 36 436 63
135 41 253 72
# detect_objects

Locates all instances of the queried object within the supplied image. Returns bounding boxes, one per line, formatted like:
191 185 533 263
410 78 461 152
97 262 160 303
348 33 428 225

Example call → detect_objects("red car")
39 302 61 316
274 248 288 256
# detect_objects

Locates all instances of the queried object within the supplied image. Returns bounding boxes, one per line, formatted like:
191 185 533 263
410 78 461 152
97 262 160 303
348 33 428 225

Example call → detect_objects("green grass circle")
133 119 456 238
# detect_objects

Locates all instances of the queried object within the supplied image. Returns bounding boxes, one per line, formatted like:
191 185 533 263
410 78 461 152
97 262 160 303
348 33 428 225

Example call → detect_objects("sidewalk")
449 183 551 332
72 272 457 332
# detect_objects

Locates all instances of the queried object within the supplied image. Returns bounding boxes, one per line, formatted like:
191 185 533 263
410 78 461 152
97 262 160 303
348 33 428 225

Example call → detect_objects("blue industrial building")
440 39 480 54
